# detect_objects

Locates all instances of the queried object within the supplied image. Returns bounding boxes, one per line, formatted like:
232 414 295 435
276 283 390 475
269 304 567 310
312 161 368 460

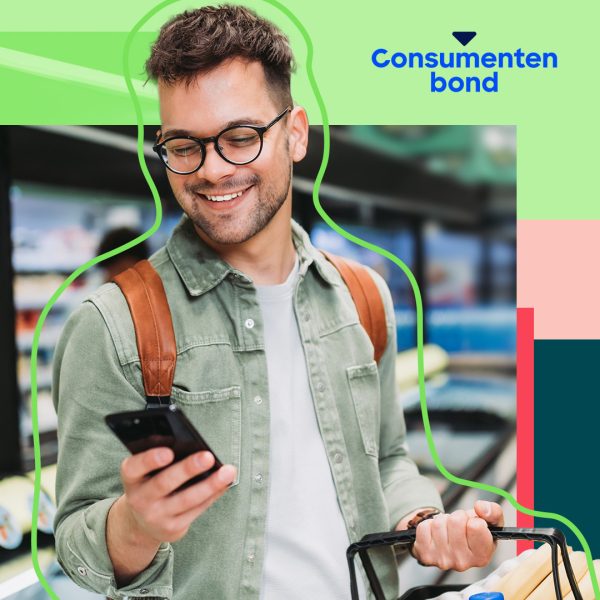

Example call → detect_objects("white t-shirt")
256 254 367 600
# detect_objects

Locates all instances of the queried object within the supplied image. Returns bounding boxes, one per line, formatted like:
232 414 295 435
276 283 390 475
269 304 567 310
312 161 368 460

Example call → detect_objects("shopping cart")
346 527 584 600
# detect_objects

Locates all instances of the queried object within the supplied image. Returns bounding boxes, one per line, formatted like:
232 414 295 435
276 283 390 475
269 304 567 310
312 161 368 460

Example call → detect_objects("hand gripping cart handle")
346 527 584 600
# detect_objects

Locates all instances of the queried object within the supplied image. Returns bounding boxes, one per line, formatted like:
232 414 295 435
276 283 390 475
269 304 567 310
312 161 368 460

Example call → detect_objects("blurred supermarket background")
0 124 516 598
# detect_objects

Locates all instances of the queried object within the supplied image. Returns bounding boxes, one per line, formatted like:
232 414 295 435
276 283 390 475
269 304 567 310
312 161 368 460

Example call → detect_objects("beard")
176 162 292 245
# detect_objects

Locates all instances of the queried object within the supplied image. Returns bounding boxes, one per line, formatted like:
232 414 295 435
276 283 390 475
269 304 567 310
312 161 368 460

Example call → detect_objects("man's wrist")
111 496 156 546
107 496 163 587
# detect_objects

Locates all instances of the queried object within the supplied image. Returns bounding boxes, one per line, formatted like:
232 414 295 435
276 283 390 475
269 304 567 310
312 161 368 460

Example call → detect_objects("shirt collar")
166 214 339 297
290 219 340 287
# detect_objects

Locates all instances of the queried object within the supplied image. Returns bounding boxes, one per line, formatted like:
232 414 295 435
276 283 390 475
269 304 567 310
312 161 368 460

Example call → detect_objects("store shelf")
14 287 89 313
15 297 77 312
18 367 52 392
16 328 62 352
20 391 58 436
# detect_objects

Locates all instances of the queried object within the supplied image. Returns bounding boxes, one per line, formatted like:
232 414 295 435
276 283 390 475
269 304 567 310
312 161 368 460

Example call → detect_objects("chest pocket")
170 385 242 487
346 361 380 457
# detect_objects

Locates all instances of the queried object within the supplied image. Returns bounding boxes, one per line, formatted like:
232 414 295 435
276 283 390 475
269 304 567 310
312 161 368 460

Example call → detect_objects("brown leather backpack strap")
321 250 388 363
113 259 176 404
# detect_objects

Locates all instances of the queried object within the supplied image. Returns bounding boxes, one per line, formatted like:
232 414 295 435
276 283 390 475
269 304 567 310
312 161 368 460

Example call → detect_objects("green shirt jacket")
52 215 443 600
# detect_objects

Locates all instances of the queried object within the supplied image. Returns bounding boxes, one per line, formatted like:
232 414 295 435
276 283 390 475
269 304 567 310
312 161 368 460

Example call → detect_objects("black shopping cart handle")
346 526 583 600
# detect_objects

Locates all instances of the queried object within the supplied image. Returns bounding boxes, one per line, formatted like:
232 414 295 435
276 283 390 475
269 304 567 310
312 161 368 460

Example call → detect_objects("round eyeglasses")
153 107 291 175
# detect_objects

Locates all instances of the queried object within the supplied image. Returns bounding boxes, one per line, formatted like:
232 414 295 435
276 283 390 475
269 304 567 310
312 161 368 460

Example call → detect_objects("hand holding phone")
106 404 226 489
105 405 237 546
105 445 237 586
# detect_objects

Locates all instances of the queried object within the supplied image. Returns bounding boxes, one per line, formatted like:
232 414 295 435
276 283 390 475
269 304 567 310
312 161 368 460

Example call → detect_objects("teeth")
206 190 244 202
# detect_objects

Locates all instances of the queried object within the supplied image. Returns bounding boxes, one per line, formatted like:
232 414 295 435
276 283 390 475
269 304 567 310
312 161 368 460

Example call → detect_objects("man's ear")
287 106 309 163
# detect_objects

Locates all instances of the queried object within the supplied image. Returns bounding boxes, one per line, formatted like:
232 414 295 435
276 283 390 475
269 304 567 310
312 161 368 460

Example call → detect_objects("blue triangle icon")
452 31 477 46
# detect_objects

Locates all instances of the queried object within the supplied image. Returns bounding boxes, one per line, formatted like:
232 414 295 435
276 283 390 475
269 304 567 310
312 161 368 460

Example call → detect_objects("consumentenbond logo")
371 32 558 93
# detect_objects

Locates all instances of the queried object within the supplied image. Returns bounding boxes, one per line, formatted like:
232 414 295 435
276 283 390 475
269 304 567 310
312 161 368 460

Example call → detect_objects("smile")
204 187 249 202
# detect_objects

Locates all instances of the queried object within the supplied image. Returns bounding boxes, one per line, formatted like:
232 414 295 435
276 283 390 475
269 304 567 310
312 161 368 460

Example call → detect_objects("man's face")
158 58 307 246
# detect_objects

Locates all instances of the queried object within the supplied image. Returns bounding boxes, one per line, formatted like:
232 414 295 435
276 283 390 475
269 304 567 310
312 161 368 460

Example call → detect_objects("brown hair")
145 4 295 108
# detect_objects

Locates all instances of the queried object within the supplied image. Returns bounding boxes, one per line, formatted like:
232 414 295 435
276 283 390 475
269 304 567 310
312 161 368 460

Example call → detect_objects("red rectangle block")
516 307 535 553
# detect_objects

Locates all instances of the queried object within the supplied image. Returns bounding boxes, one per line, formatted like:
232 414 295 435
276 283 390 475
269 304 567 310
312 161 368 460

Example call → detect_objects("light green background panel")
0 0 599 218
0 32 159 124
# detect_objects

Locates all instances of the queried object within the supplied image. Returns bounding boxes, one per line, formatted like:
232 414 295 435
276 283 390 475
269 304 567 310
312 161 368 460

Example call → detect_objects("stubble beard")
178 162 292 245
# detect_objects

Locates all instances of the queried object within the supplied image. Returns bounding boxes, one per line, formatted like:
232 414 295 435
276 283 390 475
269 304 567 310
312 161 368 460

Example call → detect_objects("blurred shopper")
97 227 149 282
52 6 503 600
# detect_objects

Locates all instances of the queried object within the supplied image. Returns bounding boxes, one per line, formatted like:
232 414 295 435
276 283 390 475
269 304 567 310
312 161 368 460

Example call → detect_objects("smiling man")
155 56 302 283
52 5 503 600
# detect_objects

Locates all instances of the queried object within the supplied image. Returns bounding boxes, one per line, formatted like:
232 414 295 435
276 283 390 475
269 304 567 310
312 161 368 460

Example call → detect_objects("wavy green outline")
28 1 599 599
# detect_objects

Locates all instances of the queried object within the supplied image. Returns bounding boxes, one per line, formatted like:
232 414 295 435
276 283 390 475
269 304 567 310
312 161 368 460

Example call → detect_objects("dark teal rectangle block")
534 340 599 555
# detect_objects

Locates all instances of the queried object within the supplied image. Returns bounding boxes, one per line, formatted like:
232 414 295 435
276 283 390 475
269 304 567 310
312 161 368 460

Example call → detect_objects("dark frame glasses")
153 107 291 175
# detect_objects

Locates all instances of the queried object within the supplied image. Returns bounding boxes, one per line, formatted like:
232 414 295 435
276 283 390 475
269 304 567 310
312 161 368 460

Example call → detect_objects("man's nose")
196 142 237 183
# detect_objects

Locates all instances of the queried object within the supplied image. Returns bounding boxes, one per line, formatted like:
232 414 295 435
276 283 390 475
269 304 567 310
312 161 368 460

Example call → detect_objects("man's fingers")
428 514 454 569
466 517 494 565
446 511 471 569
413 518 433 561
473 500 504 527
121 447 174 485
160 480 232 541
410 508 498 571
164 465 237 515
430 513 449 548
140 477 232 543
174 481 230 524
147 451 216 498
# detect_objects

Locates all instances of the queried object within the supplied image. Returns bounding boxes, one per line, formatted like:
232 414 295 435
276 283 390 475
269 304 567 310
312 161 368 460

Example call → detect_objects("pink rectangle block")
518 220 600 339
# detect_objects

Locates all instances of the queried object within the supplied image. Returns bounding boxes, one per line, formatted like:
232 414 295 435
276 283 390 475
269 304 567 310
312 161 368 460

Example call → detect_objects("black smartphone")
105 404 223 490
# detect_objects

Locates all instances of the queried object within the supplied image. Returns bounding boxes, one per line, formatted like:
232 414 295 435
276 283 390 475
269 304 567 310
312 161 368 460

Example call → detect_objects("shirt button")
244 318 255 329
317 382 326 393
304 313 310 321
254 395 263 405
254 473 263 484
77 566 87 576
334 453 343 464
247 553 255 563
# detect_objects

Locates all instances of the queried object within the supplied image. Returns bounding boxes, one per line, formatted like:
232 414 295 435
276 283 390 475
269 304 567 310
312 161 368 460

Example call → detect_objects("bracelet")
406 508 441 530
406 509 441 563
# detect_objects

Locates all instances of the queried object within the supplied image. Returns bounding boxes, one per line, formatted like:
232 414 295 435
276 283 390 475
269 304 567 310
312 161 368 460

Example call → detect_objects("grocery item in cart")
523 551 587 600
564 560 600 600
492 542 557 599
407 546 596 600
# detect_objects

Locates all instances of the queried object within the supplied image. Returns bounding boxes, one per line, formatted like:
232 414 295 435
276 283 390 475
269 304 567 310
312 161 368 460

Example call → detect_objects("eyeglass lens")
162 126 262 173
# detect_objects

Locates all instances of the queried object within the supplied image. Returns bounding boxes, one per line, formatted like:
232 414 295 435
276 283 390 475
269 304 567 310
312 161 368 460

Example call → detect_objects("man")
52 5 504 599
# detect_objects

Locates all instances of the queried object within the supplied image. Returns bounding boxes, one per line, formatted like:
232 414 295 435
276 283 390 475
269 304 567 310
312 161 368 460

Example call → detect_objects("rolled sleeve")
368 269 444 528
52 297 174 599
56 498 173 599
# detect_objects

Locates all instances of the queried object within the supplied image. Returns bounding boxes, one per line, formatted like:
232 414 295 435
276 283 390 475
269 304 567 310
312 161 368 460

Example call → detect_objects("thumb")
474 500 504 527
